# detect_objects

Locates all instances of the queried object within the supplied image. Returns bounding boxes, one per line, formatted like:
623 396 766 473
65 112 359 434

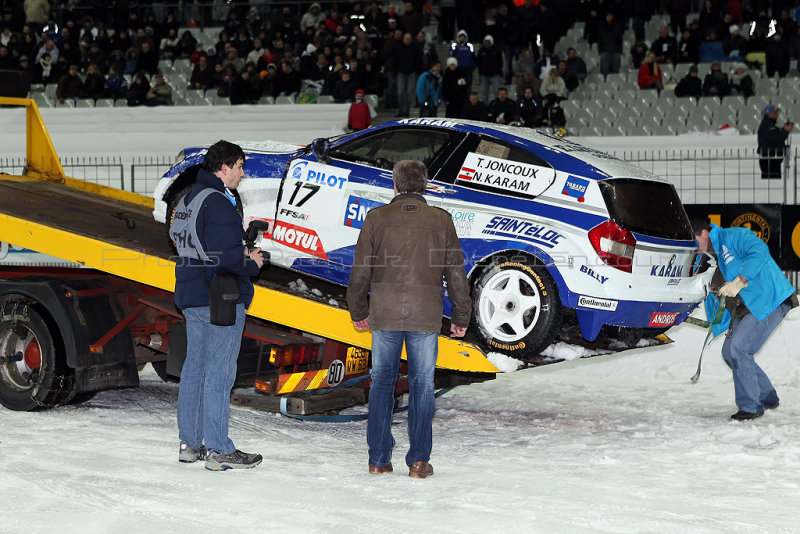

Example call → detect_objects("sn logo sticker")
344 196 384 229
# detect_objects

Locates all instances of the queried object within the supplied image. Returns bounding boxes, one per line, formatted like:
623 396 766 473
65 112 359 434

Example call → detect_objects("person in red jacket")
637 51 663 92
347 89 372 131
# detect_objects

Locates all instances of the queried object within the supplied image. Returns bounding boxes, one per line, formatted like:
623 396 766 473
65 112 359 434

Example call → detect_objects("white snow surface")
1 107 799 533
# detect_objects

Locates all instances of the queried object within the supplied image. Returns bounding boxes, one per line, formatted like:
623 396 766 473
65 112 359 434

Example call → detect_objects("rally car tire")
0 300 72 411
470 259 562 360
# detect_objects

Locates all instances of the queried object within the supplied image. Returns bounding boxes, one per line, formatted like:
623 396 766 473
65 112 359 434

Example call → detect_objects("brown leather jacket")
346 193 472 332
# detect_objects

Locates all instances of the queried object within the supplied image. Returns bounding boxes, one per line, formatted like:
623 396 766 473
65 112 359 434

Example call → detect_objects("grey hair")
392 160 427 194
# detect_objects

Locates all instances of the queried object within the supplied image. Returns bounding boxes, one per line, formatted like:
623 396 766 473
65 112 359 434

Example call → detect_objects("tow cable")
684 294 726 383
278 371 454 422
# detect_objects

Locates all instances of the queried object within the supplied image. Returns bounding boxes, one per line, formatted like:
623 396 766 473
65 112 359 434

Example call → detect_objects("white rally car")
153 118 713 359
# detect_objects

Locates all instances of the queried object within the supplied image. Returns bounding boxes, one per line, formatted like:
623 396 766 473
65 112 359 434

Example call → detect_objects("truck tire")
0 300 72 411
470 259 562 361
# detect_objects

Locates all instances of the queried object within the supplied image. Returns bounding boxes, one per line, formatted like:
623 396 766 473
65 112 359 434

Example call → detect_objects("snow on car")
153 118 713 359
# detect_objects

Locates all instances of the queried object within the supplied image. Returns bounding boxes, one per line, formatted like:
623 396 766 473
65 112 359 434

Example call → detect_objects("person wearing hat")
675 64 702 98
347 89 372 131
448 30 476 90
725 24 747 59
442 56 468 118
730 62 753 97
18 55 33 74
55 63 84 104
758 105 794 179
702 61 730 97
477 35 502 105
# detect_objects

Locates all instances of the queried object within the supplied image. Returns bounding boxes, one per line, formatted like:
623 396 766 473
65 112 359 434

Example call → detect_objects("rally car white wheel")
471 259 562 360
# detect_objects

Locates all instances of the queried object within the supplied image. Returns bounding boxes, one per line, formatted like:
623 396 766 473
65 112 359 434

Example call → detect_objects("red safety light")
269 343 320 367
588 220 636 273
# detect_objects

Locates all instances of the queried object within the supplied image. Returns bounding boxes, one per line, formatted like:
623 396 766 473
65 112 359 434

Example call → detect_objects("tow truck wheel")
0 300 70 411
470 259 562 360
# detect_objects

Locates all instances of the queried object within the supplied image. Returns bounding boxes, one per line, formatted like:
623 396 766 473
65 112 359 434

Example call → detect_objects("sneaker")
205 449 262 471
730 410 762 421
179 442 206 463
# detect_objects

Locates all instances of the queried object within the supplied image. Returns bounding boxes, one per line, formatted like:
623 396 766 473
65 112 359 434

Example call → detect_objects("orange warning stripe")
277 369 329 394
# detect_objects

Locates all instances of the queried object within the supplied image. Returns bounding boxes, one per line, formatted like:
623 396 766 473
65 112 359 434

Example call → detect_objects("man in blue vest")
173 140 265 469
692 219 795 421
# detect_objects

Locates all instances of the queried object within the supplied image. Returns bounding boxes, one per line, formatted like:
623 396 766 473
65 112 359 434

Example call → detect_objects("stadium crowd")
1 1 799 124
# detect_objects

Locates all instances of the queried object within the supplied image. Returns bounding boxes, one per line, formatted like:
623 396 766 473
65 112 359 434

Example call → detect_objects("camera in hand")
244 220 271 264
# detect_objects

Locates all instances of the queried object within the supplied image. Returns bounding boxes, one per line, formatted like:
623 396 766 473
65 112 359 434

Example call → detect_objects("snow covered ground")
1 106 799 533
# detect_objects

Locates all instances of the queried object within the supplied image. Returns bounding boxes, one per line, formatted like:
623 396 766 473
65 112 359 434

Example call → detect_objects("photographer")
757 105 794 179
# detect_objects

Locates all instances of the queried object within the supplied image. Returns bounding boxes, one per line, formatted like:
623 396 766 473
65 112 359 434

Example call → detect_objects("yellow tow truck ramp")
0 97 498 377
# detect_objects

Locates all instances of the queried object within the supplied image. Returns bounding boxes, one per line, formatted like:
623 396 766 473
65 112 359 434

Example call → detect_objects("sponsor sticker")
650 254 683 277
397 118 459 128
649 312 679 327
268 221 327 259
731 212 770 243
456 152 555 198
289 159 350 189
482 216 561 248
562 175 589 202
343 196 384 229
447 208 476 236
579 265 608 284
577 295 618 311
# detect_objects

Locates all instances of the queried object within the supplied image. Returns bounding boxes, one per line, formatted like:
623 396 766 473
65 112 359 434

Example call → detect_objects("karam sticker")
456 152 555 198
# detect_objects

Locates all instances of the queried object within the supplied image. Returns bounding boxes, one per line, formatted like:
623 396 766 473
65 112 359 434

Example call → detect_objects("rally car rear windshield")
598 178 693 240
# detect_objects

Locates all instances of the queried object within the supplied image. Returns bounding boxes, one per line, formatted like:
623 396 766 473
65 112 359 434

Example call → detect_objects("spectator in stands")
348 89 372 131
401 2 423 36
766 31 791 78
730 62 754 97
630 41 648 70
514 48 536 81
698 0 720 32
517 87 544 128
190 54 215 90
449 30 476 91
124 47 139 75
394 32 420 118
126 70 150 106
223 48 244 74
0 44 13 69
637 51 663 92
259 63 276 97
535 49 560 81
35 38 59 64
300 3 325 34
145 72 173 106
416 60 443 117
702 61 730 97
18 55 33 75
274 58 301 98
565 48 587 86
489 87 516 125
33 51 56 84
56 64 84 105
417 31 438 71
104 63 128 100
177 30 196 59
138 40 159 75
365 1 387 36
160 27 180 61
652 26 678 65
332 69 360 103
744 24 768 64
674 64 702 98
699 31 726 63
758 105 794 178
678 28 699 63
85 42 107 73
539 68 566 106
23 0 50 36
477 35 502 105
442 57 468 118
82 62 105 99
229 70 260 105
112 29 133 57
462 91 491 122
725 24 747 58
598 11 624 76
519 0 541 59
382 29 403 109
361 60 385 97
516 68 541 102
557 60 578 92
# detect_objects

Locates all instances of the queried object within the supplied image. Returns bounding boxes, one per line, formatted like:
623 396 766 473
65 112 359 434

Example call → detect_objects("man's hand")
785 122 795 132
353 318 369 331
450 324 467 338
248 248 264 268
719 276 748 297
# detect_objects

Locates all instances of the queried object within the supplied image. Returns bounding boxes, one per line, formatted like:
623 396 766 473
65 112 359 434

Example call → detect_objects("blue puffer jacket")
174 168 261 310
703 224 794 336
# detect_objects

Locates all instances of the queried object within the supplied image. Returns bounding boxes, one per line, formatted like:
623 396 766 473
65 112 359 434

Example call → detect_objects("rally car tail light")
588 220 636 273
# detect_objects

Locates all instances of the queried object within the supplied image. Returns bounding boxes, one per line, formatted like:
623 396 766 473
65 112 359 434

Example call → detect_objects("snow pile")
485 352 524 372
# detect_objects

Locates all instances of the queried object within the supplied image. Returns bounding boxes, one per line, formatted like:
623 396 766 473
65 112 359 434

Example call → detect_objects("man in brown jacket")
347 160 472 479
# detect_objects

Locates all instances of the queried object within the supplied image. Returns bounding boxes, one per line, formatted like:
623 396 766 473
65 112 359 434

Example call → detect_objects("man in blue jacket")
692 219 795 421
415 60 442 117
173 140 265 469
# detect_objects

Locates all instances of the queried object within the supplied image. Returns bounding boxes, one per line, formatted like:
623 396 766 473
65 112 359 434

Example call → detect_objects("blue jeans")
721 303 789 413
368 330 438 467
396 72 417 115
480 74 502 104
600 53 621 76
177 303 246 454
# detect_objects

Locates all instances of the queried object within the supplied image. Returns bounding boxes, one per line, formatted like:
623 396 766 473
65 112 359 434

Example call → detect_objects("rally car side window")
332 128 454 170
